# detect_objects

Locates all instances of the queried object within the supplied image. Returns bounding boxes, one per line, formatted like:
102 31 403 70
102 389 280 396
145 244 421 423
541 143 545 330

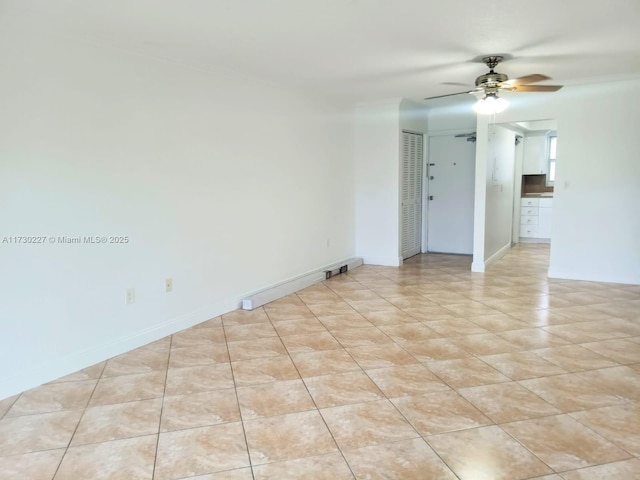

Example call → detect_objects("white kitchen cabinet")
537 198 553 238
520 197 552 241
522 135 548 175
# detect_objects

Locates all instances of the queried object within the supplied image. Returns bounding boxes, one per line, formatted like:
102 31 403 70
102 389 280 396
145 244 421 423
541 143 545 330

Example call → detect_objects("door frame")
422 128 479 254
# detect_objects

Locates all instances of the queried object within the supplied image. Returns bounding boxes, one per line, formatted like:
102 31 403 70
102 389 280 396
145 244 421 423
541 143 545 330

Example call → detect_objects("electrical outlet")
165 278 173 293
125 288 135 305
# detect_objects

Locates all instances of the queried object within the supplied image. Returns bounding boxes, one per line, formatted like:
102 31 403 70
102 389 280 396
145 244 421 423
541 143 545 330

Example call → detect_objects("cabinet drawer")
520 224 538 237
521 198 540 207
520 215 539 225
520 206 538 217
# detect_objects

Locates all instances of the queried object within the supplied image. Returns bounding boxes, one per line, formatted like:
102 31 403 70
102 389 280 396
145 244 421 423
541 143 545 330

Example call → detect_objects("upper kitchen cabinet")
522 132 549 175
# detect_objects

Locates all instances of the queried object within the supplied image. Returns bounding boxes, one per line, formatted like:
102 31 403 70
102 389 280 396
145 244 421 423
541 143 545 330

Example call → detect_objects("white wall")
483 126 516 263
473 79 640 284
354 100 402 266
353 99 429 265
0 25 355 398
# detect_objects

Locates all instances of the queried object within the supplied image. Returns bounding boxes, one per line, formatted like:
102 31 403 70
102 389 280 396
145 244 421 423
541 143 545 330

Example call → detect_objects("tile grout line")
50 360 106 480
220 312 256 480
151 334 172 480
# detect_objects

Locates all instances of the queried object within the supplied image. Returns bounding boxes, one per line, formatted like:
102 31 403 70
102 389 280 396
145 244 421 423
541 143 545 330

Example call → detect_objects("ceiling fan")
425 55 563 114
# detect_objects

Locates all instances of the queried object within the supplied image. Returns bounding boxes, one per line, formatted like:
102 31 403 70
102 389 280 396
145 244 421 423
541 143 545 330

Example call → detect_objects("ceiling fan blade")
441 82 473 87
504 74 551 86
424 91 472 100
511 84 563 92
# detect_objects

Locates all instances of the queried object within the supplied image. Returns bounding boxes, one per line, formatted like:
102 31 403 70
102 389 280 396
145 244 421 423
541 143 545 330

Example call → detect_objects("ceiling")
3 0 640 103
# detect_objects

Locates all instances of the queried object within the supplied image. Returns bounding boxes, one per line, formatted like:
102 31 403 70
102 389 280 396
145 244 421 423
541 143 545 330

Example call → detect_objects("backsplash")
522 174 554 196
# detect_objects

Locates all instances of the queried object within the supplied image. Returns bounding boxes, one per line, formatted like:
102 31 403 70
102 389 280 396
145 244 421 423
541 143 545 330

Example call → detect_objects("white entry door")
401 131 423 259
426 134 476 254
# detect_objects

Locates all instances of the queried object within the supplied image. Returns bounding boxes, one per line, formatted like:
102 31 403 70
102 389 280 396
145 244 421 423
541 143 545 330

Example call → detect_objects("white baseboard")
484 243 512 269
519 237 550 244
242 257 363 310
362 256 403 267
548 267 640 285
0 256 365 400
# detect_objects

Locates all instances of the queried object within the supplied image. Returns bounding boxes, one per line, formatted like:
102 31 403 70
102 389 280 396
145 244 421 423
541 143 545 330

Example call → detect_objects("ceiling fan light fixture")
473 93 508 115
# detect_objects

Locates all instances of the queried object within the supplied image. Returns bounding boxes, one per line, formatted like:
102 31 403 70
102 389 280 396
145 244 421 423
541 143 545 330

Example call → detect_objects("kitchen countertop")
522 193 554 198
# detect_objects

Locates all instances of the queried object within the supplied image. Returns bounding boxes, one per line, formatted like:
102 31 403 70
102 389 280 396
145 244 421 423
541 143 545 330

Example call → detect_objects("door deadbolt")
429 195 434 200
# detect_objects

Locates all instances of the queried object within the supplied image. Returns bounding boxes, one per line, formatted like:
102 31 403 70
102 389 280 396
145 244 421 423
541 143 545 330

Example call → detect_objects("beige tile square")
426 317 489 337
0 449 64 480
304 371 384 408
237 379 314 418
331 327 393 347
253 452 354 480
272 318 327 336
0 410 82 456
320 400 418 450
306 301 354 316
361 310 419 326
0 394 19 419
425 357 510 388
222 308 270 326
532 345 619 372
280 332 341 353
89 371 166 407
55 435 157 480
7 380 96 416
290 349 361 378
520 373 627 412
179 468 254 479
169 344 230 368
479 351 567 380
458 382 560 423
427 425 552 480
570 403 640 456
49 362 106 383
317 313 373 330
228 337 287 361
165 364 234 395
378 323 440 344
366 364 450 397
171 327 225 347
155 423 250 480
402 338 471 361
580 338 640 364
224 323 278 342
392 391 491 436
560 458 640 480
574 366 640 402
450 333 520 355
542 321 625 343
467 313 528 332
161 389 240 431
72 398 162 445
347 343 417 369
503 415 630 472
244 411 337 465
263 304 315 321
231 356 300 386
102 346 169 377
343 438 457 479
497 328 571 349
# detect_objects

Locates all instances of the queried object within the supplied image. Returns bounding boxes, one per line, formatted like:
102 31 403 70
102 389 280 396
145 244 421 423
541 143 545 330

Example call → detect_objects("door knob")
429 195 434 200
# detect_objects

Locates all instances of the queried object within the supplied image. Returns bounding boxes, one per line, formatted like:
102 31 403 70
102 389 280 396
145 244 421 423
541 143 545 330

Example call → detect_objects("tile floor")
1 244 639 479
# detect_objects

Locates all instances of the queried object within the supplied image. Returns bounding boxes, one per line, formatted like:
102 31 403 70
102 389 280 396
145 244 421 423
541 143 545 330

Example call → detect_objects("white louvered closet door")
401 131 423 259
